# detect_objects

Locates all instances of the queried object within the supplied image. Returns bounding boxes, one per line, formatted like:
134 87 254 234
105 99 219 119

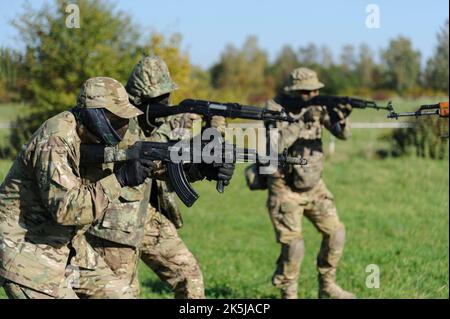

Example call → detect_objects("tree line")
0 0 448 156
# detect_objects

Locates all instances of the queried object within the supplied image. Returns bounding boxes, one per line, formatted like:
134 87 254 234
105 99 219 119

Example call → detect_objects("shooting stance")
260 67 356 299
80 57 235 299
0 77 149 298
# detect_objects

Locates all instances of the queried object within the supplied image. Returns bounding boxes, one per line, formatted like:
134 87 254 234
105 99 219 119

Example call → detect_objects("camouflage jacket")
0 111 122 296
265 95 351 191
86 116 185 247
85 118 152 247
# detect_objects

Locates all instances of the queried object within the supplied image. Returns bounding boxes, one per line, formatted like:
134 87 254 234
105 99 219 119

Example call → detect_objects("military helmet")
126 56 179 105
283 67 325 92
76 77 143 119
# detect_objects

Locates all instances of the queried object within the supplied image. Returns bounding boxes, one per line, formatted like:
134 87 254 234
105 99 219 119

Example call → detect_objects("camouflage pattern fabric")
125 56 179 106
78 56 204 299
4 237 136 299
86 118 152 248
0 111 123 297
266 97 350 190
3 280 79 299
77 234 139 298
284 67 325 92
210 115 227 136
140 209 205 299
0 77 144 299
77 77 142 119
263 85 354 299
78 117 151 298
267 177 345 297
141 116 205 298
81 116 204 299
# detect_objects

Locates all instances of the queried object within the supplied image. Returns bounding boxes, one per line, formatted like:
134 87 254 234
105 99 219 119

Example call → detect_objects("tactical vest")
84 118 152 247
270 96 326 191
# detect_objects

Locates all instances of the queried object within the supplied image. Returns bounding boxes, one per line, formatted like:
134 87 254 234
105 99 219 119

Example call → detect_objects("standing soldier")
0 77 150 298
263 68 355 299
83 56 234 298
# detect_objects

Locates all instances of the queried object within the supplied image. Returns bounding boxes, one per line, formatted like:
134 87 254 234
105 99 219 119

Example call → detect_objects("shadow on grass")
141 278 172 295
141 278 279 299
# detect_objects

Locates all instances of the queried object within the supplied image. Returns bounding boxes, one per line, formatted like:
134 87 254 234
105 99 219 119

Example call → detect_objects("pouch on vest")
100 186 145 233
245 163 268 190
291 151 323 191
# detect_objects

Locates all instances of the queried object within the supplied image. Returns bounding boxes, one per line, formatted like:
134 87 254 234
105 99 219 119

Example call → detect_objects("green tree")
425 19 449 94
0 47 25 102
141 32 193 104
210 36 270 103
298 43 319 66
9 0 142 153
340 44 357 71
268 45 299 92
381 36 421 94
356 44 375 89
320 46 334 68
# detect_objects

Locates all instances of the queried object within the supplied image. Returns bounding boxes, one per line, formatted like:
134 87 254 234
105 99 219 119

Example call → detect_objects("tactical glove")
198 162 235 186
115 159 154 187
332 103 353 121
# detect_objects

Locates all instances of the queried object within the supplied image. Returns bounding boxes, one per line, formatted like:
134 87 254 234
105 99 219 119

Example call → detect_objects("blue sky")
0 0 448 68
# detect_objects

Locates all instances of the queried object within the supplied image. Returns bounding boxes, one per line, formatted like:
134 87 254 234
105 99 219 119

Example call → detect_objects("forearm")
328 118 351 140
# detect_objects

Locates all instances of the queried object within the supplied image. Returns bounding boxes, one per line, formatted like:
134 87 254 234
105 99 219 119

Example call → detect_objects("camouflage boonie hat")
284 67 325 92
77 77 143 119
126 56 179 105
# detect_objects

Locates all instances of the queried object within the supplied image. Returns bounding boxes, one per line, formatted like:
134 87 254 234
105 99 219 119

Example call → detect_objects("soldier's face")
292 90 319 101
137 92 172 132
105 111 129 139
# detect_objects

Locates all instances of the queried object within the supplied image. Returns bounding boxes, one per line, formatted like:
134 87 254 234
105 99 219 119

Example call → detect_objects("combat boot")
280 283 298 299
318 271 356 299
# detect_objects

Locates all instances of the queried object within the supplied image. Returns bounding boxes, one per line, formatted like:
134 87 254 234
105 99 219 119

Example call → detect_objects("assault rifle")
80 140 306 207
387 102 449 119
309 95 393 111
144 99 295 123
274 95 393 124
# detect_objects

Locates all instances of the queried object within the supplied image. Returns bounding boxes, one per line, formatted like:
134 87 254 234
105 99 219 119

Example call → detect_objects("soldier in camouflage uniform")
82 56 233 299
264 68 355 299
0 77 149 299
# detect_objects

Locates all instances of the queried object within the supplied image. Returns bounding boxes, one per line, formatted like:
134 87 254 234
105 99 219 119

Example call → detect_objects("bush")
384 116 449 159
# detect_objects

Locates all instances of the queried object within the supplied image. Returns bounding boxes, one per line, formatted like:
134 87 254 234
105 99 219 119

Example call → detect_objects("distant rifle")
276 95 393 124
144 99 296 123
387 102 449 119
80 140 306 207
278 94 393 112
309 95 393 112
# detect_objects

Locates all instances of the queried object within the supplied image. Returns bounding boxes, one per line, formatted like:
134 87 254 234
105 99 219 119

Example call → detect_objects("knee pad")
329 224 345 251
287 238 305 262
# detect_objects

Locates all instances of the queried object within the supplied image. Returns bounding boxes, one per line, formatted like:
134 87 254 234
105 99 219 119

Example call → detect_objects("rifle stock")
387 102 449 119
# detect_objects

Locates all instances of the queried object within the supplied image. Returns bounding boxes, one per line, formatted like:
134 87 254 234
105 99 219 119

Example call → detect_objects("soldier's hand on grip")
199 162 235 186
333 103 353 121
115 159 154 187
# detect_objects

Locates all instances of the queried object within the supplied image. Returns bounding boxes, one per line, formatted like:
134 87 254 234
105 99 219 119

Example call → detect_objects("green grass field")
0 99 448 299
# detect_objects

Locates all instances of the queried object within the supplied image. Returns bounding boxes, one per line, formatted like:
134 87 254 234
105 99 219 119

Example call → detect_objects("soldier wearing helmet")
126 56 206 298
0 77 151 298
262 67 355 299
81 56 234 299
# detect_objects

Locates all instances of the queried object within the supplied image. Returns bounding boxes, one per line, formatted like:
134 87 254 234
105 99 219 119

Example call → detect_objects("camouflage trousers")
2 245 135 299
83 209 204 299
3 280 78 299
267 178 346 298
140 210 205 299
84 234 141 298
